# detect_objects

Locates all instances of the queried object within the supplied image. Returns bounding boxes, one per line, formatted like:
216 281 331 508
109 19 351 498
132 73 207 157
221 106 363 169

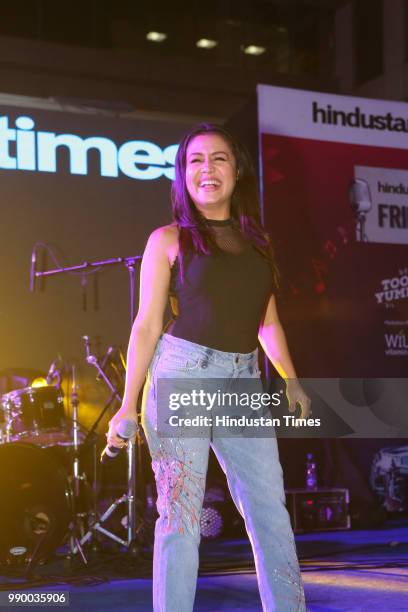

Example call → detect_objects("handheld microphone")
101 419 137 464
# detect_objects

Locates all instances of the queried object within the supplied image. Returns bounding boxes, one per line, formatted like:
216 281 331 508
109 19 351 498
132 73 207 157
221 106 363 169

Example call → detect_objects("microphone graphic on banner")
349 178 372 242
101 419 137 464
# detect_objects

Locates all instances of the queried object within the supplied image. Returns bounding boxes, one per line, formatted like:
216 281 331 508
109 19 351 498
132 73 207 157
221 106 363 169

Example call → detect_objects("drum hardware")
70 365 82 498
24 511 56 577
0 360 97 570
46 356 63 386
65 364 91 564
70 336 140 555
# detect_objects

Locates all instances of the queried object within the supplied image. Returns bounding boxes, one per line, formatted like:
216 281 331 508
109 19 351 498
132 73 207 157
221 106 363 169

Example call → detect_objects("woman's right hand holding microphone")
106 405 139 450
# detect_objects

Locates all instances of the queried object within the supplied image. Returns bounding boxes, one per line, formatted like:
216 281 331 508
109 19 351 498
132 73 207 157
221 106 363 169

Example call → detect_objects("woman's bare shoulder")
146 223 178 245
144 224 179 265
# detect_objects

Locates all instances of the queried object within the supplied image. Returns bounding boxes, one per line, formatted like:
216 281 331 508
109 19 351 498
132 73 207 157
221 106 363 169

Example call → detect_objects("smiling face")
185 133 237 218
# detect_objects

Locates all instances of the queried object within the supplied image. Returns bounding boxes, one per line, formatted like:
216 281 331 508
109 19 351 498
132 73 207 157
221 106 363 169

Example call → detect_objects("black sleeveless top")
165 218 275 353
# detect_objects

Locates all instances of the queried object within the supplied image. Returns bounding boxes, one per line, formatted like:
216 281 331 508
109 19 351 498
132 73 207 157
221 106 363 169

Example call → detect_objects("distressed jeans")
141 333 306 612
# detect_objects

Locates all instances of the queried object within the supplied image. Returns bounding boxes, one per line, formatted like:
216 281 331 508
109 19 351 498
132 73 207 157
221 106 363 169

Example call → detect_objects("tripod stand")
72 439 138 551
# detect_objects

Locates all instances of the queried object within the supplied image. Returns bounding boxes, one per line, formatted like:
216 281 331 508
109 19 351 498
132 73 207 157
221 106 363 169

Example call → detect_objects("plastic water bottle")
306 453 317 490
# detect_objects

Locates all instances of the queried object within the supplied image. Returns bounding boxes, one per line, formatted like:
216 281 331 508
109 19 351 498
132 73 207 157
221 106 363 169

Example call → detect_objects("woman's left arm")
258 294 312 418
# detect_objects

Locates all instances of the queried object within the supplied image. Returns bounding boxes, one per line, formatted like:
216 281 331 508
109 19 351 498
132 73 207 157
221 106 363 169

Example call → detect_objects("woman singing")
107 123 309 611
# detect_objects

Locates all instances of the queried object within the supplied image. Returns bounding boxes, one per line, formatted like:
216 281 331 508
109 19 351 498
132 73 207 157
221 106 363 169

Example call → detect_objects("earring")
236 170 240 181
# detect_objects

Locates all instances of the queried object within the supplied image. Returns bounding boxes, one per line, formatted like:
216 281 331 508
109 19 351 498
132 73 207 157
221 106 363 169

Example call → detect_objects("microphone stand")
355 211 369 242
71 439 137 553
30 251 142 328
72 336 140 553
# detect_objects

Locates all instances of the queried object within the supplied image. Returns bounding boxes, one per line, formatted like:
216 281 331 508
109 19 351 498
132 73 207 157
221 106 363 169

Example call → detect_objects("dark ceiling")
0 1 346 118
0 0 341 78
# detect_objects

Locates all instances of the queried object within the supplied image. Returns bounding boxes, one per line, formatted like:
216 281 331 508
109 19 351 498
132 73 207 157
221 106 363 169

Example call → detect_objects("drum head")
0 443 72 564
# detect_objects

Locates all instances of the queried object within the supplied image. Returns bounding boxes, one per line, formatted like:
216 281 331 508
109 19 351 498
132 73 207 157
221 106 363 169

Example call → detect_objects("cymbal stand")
68 365 88 564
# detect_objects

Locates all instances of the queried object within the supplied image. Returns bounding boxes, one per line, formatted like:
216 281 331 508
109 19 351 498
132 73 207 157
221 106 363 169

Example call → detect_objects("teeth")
200 180 219 187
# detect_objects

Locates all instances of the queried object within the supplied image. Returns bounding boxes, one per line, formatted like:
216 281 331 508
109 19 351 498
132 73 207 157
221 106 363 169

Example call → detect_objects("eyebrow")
187 150 230 158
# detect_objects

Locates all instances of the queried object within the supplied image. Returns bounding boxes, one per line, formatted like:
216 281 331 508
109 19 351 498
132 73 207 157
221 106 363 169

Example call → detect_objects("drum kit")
0 337 146 575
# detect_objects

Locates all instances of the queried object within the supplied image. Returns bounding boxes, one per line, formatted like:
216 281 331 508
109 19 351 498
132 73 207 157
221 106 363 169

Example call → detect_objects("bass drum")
0 443 73 564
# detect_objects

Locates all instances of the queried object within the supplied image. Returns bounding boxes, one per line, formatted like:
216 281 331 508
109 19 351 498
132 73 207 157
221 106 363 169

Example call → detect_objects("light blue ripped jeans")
141 333 306 612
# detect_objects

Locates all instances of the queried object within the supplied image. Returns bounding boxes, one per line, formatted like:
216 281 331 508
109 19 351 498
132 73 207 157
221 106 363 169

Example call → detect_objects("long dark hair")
171 123 279 286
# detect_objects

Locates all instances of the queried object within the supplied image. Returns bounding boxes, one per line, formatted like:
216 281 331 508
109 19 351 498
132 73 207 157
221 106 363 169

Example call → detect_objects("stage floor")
1 519 407 611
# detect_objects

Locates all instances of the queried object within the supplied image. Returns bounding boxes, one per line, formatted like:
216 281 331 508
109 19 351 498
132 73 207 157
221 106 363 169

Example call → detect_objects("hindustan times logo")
378 181 408 195
0 115 178 180
312 101 408 132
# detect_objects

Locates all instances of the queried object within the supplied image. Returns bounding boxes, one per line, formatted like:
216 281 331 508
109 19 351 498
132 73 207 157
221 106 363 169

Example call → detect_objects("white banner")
354 166 408 244
257 84 408 149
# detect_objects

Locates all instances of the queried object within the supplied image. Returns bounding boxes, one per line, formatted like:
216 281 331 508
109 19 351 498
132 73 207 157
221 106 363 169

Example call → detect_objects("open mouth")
199 179 221 190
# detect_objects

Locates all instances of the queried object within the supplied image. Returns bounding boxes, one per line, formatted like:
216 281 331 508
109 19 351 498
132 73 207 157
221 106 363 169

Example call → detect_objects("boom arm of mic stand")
86 354 122 403
30 248 142 326
81 351 124 449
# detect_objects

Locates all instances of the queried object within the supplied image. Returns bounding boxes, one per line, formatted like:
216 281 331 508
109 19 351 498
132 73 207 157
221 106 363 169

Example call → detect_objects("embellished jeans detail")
141 333 306 612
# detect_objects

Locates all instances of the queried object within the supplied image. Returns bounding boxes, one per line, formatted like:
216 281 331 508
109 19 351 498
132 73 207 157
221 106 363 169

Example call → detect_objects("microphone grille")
349 179 372 211
116 418 137 439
